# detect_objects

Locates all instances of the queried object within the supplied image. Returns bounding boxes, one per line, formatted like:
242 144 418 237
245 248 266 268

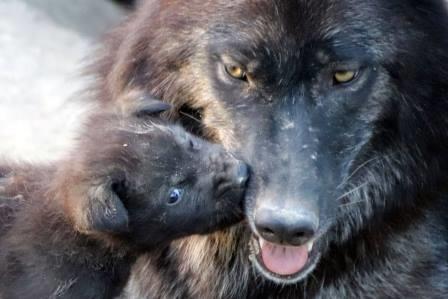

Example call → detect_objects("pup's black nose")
235 162 249 187
254 207 318 246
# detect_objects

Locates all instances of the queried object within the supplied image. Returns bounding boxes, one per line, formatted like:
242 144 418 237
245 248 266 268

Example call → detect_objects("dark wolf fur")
0 102 247 299
88 0 448 298
20 0 447 298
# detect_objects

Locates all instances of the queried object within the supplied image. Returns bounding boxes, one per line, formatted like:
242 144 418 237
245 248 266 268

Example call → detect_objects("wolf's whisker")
337 157 379 189
336 182 369 202
179 110 202 124
338 200 367 207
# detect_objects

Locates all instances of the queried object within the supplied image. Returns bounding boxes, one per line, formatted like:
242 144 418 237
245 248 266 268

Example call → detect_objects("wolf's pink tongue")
260 239 308 276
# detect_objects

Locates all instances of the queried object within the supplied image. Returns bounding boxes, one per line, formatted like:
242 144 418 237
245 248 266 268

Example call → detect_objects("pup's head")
62 98 248 249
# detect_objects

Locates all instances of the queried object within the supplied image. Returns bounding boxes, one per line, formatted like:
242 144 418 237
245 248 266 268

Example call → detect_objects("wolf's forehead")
206 0 385 55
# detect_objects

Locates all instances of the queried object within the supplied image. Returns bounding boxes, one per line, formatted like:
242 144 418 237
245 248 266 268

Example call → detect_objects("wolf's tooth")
307 242 314 252
250 238 261 255
259 238 266 249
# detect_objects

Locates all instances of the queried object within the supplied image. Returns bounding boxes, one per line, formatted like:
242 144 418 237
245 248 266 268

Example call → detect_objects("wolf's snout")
254 207 318 246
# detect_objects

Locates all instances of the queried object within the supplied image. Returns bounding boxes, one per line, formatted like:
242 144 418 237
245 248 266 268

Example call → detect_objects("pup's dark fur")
0 102 247 299
80 0 448 298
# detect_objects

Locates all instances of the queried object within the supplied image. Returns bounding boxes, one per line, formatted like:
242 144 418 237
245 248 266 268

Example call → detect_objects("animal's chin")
248 235 320 284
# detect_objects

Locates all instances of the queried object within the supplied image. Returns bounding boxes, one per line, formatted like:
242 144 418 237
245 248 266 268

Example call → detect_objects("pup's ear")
133 96 172 117
67 181 129 235
117 90 172 117
85 183 129 234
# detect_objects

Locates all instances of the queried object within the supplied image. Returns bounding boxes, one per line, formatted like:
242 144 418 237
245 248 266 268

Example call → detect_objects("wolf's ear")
85 183 129 234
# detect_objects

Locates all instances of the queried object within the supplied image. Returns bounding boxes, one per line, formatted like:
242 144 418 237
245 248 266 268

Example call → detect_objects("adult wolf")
88 0 448 297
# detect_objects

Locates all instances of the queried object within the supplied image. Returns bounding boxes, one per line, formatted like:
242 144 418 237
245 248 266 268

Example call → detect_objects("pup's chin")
249 235 320 284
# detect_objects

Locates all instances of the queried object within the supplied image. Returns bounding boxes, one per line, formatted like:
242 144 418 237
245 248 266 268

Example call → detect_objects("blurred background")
0 0 133 161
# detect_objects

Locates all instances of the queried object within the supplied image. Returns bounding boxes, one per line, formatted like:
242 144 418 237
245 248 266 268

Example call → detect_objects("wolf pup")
0 99 248 299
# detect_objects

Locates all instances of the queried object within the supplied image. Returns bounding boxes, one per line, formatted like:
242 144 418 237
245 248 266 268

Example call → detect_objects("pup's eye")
168 188 183 205
225 64 247 81
333 70 357 84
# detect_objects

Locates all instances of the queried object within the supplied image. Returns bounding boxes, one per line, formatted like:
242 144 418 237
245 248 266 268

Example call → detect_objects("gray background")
0 0 126 161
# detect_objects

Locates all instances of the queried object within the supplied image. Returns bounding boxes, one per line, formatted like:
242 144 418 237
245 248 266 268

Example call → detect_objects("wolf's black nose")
254 207 318 246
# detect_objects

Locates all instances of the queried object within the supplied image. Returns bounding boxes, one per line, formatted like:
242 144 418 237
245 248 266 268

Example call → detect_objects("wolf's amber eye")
225 64 247 81
168 188 183 205
333 70 357 84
